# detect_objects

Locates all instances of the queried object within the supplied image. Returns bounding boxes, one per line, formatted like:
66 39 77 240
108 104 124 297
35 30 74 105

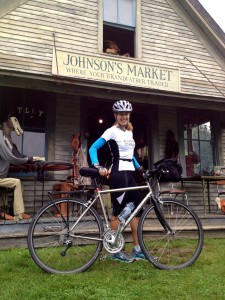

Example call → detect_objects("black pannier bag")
154 158 183 182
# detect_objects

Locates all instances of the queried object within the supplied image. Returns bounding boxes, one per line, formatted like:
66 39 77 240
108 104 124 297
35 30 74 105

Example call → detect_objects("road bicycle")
27 167 204 274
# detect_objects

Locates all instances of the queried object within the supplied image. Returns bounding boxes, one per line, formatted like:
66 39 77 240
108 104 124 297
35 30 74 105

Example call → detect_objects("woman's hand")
94 165 108 177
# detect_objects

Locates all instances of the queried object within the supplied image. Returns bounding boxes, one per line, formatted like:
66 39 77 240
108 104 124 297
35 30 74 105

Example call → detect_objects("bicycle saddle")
79 167 99 178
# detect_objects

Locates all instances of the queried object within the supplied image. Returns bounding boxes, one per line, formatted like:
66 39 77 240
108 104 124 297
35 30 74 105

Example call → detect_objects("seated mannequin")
52 132 91 217
0 115 31 220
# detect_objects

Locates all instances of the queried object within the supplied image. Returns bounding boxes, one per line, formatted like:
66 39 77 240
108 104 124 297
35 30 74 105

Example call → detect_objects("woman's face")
114 112 130 126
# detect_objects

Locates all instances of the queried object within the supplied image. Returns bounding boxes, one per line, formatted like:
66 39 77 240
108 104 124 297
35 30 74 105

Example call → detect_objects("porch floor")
0 212 224 250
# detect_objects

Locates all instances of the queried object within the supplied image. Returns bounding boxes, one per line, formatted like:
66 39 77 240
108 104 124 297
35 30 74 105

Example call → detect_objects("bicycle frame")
63 181 153 236
49 177 173 242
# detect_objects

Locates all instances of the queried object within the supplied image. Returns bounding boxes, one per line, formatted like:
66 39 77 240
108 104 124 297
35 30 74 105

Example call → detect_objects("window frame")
98 0 141 58
178 109 218 176
0 87 50 176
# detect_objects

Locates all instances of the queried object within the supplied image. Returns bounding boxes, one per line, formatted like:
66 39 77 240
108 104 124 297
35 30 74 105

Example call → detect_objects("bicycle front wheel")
138 198 204 270
27 198 104 274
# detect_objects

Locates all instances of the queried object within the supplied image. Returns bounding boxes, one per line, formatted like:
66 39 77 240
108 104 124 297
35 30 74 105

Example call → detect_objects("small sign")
52 50 180 92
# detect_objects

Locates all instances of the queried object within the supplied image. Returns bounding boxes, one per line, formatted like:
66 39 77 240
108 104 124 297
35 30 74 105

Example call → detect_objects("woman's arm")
89 137 106 166
132 156 140 169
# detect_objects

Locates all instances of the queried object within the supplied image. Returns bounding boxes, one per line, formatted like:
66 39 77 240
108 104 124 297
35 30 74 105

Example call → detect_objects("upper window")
103 0 136 27
103 0 136 58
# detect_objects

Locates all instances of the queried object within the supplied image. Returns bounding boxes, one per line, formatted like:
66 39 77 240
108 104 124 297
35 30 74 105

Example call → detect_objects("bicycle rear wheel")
138 198 204 270
27 198 103 274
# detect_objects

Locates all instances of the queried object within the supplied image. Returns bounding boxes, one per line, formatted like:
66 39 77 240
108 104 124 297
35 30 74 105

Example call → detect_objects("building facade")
0 0 225 214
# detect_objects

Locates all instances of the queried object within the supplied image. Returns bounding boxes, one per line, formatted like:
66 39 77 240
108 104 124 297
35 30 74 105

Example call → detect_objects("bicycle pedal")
99 254 107 261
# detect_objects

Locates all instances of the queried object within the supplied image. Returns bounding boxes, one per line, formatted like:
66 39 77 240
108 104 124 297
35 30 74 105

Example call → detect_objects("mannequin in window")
52 132 91 217
104 40 130 57
165 130 179 159
0 116 31 220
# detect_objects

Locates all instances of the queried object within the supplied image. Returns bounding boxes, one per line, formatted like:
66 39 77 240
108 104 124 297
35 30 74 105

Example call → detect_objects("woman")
89 100 145 262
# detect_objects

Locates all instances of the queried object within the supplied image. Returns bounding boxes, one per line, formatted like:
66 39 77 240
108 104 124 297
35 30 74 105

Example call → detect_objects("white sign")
52 50 180 92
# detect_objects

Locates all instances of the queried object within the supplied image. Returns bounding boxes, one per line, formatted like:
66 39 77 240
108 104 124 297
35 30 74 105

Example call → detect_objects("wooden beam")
0 0 29 19
0 72 225 111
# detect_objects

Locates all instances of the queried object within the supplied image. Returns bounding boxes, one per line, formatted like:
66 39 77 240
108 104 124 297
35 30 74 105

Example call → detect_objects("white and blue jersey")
89 125 140 172
89 125 142 217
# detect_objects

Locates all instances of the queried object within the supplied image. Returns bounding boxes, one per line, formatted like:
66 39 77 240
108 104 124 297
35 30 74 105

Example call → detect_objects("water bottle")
118 202 135 222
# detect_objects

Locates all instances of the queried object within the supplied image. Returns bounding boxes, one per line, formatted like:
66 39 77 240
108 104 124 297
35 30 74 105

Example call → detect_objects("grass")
0 237 225 300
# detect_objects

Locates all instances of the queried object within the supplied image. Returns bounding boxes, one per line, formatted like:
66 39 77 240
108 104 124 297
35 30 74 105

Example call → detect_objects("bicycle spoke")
138 199 204 270
27 199 103 274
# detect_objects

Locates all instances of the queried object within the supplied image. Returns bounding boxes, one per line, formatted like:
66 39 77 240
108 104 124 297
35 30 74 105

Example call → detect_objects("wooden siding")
0 0 224 99
0 0 98 75
141 0 225 98
0 0 29 18
53 94 80 180
221 127 225 164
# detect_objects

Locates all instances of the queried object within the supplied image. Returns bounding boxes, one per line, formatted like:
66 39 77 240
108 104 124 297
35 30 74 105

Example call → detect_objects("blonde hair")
126 122 133 131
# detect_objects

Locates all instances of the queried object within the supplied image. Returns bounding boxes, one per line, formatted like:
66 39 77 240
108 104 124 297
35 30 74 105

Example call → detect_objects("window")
1 87 46 158
103 0 136 26
182 109 216 176
103 0 136 57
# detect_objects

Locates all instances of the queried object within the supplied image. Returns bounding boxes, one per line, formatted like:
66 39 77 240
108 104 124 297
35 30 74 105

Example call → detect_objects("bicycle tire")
138 198 204 270
27 198 104 274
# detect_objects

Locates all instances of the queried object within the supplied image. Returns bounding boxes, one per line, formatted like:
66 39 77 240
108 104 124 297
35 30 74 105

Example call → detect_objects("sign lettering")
52 50 180 92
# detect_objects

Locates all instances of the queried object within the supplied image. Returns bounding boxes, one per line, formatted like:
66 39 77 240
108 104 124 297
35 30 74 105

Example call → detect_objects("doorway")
83 97 151 170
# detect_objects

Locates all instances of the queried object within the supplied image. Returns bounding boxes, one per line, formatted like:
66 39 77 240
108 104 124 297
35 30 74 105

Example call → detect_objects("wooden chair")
159 182 188 205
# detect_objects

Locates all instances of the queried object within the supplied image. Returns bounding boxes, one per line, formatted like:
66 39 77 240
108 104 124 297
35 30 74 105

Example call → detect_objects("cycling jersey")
89 125 142 216
89 125 140 172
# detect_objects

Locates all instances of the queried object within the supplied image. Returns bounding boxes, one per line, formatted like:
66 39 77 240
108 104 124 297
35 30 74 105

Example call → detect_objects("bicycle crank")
103 230 124 253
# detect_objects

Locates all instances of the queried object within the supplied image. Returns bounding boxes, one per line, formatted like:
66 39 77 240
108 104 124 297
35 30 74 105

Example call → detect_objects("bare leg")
130 217 139 246
110 215 120 230
110 216 139 246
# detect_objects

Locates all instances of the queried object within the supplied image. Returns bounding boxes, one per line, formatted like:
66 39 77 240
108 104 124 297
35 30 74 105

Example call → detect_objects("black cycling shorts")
109 170 143 217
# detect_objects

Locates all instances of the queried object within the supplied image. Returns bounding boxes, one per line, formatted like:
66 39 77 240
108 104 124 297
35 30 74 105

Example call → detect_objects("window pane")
191 125 198 139
182 109 215 176
104 0 117 23
11 131 45 157
23 131 45 157
199 122 211 140
120 0 135 26
184 139 200 176
11 132 22 153
201 141 213 175
103 0 136 27
192 141 200 175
